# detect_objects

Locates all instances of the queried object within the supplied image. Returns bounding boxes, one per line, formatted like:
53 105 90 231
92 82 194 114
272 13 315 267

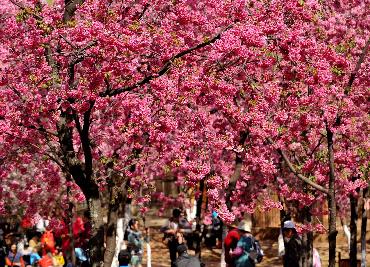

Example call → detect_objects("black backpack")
118 250 131 266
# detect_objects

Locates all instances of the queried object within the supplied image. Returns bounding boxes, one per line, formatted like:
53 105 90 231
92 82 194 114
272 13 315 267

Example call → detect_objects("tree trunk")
220 225 227 267
326 126 337 267
349 190 358 266
104 172 128 267
277 178 288 258
111 217 123 267
64 0 84 22
298 183 313 267
103 202 118 267
195 179 205 260
301 206 313 267
88 197 105 267
66 175 76 266
361 187 368 267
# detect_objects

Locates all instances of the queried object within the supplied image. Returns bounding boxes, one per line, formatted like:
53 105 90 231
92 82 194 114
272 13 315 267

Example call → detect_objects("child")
29 248 41 266
52 247 64 267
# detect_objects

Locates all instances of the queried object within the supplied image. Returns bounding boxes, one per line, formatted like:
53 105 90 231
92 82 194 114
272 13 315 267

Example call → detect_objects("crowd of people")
0 229 70 267
0 208 323 267
0 211 91 267
160 209 322 267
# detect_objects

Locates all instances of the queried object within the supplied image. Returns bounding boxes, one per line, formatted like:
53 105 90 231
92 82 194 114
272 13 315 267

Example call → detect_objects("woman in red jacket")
224 225 241 267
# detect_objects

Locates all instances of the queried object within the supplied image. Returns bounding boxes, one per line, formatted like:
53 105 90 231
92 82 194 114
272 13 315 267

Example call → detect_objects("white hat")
283 220 295 229
237 220 252 232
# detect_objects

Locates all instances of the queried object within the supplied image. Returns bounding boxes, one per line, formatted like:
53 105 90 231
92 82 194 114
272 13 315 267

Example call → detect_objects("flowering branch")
267 138 329 194
101 25 233 97
278 149 329 195
347 38 370 89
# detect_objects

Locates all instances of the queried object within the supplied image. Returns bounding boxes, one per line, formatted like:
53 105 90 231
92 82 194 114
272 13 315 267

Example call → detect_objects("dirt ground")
141 220 370 267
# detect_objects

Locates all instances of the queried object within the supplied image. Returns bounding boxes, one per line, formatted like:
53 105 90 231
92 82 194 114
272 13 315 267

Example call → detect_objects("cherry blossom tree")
0 0 369 267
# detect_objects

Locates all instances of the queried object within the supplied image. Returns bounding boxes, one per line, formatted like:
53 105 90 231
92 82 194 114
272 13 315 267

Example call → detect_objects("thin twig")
59 34 77 49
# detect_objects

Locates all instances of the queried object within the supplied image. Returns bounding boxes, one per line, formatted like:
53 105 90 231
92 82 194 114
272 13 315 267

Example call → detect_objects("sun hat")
283 220 295 229
237 220 252 232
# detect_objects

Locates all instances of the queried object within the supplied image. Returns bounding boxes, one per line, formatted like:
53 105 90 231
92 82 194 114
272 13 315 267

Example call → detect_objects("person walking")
174 244 201 267
282 220 302 267
211 211 223 248
231 220 263 267
174 233 200 267
224 223 241 267
126 218 148 267
6 244 25 267
161 209 192 267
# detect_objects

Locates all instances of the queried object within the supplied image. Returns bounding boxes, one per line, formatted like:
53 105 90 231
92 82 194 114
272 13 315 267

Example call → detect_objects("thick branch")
80 100 95 179
326 124 336 193
267 138 329 194
59 34 77 49
347 38 370 90
101 24 233 97
73 112 82 135
278 149 329 195
67 40 97 87
63 0 84 22
225 131 249 208
23 124 58 137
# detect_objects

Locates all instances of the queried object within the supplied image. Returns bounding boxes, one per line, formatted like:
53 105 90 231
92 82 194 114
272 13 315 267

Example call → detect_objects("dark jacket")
175 253 201 267
283 234 302 267
0 240 5 267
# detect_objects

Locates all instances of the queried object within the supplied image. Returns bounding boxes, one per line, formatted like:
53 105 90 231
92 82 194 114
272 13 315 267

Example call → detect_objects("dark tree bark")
361 187 368 267
300 205 313 267
296 182 313 267
225 131 249 209
66 175 76 266
349 179 359 266
64 0 84 22
195 179 205 260
86 196 105 267
326 125 338 267
221 131 248 266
